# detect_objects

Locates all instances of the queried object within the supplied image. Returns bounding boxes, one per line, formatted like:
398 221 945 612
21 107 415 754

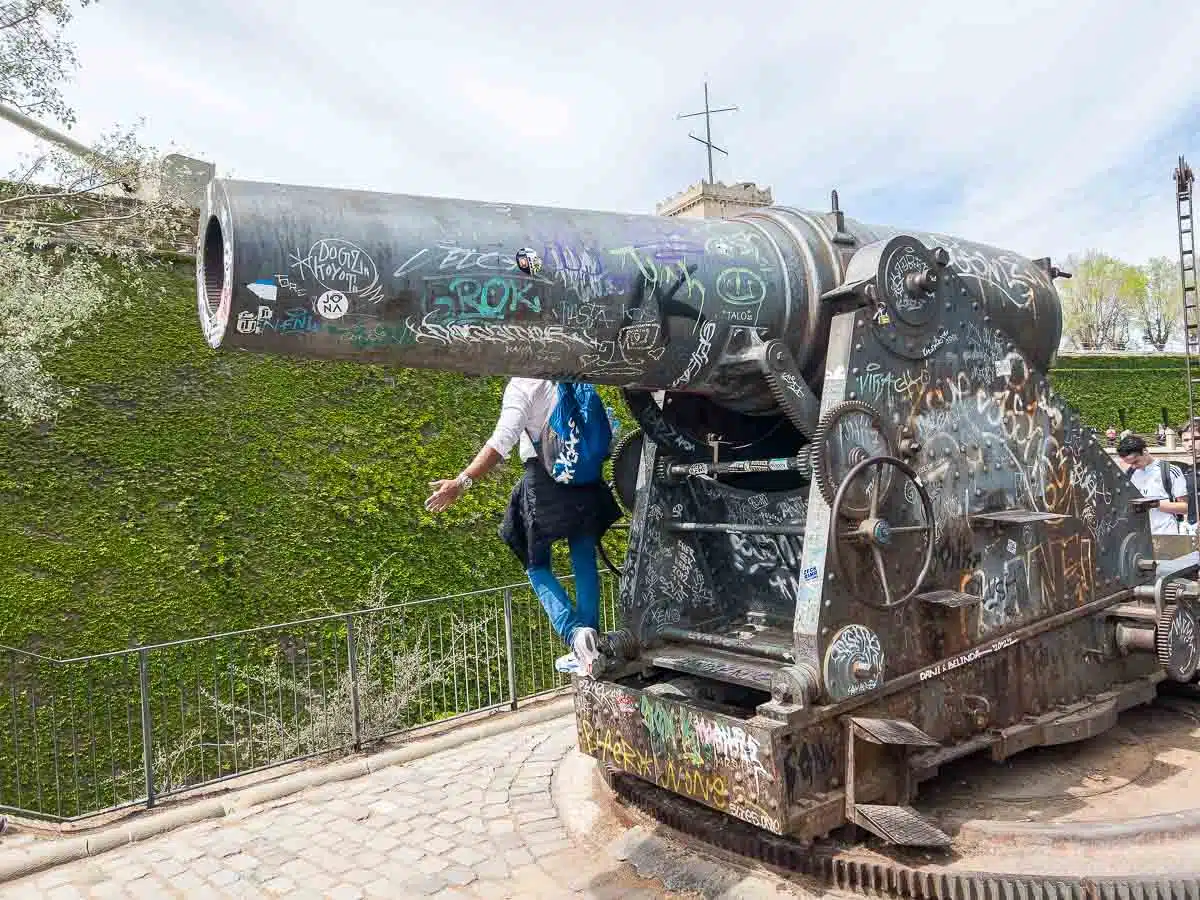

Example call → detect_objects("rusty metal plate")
1042 698 1119 746
851 717 940 747
971 509 1069 525
917 589 981 608
853 803 951 846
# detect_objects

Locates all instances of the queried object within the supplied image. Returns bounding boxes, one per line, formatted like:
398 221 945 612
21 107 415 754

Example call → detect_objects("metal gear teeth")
605 769 1200 899
610 427 643 469
1158 603 1182 670
766 370 813 439
810 399 893 510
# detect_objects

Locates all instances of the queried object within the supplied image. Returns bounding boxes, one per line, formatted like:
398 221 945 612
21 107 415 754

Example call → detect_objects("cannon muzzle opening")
200 215 228 344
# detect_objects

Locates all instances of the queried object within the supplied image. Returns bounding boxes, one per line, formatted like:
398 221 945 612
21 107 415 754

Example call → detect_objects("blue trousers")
526 532 600 647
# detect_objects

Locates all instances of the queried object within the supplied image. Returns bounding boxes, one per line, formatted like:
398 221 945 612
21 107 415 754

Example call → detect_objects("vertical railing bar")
317 628 330 753
244 639 256 771
125 654 137 803
485 597 497 707
387 618 399 731
157 667 169 798
137 648 155 809
30 671 43 813
211 644 223 778
345 616 362 752
8 652 24 808
429 624 441 720
195 650 206 785
277 635 287 759
503 589 518 711
523 593 536 699
443 610 456 714
415 619 424 724
48 659 63 818
289 632 301 755
227 663 239 774
470 597 482 711
176 667 186 795
486 596 499 707
260 654 271 765
104 665 116 807
301 631 315 755
87 661 98 813
68 669 81 817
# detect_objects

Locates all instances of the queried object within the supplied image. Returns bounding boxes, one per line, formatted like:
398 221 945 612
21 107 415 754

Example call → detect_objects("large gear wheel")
811 400 896 518
1156 601 1198 682
610 428 644 513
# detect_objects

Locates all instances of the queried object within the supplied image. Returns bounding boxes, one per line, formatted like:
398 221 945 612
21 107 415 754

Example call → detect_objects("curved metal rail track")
610 772 1200 898
607 692 1200 899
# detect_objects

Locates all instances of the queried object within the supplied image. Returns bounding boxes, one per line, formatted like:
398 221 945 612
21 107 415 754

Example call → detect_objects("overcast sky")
1 1 1196 268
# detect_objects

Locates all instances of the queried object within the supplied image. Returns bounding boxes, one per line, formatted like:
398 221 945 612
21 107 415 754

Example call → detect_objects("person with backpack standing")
424 377 622 676
1116 435 1191 534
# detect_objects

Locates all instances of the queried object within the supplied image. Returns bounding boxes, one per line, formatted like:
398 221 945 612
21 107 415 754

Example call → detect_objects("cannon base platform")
590 686 1200 897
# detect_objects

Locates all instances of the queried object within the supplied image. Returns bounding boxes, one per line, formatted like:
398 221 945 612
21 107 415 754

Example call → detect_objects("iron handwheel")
828 455 935 610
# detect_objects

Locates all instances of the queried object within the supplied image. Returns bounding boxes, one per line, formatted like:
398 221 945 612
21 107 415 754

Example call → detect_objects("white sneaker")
571 627 600 677
554 653 580 674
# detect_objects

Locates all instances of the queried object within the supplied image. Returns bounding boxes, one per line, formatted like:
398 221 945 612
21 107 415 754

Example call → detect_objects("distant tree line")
1058 252 1185 352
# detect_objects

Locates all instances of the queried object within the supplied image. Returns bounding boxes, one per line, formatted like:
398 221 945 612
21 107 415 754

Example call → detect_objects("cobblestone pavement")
0 715 798 899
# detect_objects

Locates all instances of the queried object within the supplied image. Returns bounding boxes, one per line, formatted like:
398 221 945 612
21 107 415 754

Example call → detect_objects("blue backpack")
542 383 612 485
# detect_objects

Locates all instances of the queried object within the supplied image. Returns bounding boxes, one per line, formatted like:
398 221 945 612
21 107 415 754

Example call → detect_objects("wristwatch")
455 473 474 491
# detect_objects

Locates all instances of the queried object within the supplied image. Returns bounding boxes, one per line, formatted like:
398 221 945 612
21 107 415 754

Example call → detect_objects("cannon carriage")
195 178 1199 848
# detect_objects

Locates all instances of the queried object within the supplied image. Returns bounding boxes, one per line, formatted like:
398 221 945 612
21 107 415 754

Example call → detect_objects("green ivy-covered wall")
0 263 630 656
1050 353 1191 434
0 265 1190 656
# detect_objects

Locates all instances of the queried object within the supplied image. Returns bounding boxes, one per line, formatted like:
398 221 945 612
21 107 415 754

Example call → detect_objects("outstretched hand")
424 479 463 513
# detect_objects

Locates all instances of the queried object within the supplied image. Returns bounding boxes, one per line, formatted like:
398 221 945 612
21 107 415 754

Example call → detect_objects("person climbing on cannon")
424 370 621 677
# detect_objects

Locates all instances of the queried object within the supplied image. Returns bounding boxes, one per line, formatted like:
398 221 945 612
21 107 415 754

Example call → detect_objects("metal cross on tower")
676 81 738 185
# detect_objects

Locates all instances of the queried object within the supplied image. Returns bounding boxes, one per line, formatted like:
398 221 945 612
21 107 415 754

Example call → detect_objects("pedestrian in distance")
1116 435 1192 535
424 376 621 677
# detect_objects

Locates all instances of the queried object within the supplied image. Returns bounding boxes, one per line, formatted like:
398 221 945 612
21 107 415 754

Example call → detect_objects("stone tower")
655 180 773 219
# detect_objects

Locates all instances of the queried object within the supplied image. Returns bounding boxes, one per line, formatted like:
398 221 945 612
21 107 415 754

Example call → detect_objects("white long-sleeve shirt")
484 378 558 462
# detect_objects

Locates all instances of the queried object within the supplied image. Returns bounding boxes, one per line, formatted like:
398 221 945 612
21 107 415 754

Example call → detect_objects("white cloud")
0 0 1195 267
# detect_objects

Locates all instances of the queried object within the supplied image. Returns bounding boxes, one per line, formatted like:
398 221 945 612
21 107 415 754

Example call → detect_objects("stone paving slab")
0 712 819 899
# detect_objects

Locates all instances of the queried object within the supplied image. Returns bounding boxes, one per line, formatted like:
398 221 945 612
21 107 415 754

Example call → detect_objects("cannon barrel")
196 179 1062 412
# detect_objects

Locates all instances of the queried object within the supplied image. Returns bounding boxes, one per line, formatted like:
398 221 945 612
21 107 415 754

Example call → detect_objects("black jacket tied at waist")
499 460 621 569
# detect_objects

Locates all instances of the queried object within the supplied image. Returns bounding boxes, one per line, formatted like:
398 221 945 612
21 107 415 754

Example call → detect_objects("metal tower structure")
676 81 737 185
1175 155 1199 528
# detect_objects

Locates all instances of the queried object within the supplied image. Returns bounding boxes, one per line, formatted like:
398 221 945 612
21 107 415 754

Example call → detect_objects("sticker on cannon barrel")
246 279 278 302
515 247 543 277
314 290 349 320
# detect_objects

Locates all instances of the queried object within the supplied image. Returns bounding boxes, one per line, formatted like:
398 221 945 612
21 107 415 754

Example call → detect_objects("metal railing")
0 574 618 823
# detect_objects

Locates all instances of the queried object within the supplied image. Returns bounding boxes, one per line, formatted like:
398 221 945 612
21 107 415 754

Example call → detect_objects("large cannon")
196 178 1199 847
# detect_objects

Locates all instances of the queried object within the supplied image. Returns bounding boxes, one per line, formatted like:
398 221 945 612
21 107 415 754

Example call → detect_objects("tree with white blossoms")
0 0 191 425
1134 256 1184 352
1058 250 1146 351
